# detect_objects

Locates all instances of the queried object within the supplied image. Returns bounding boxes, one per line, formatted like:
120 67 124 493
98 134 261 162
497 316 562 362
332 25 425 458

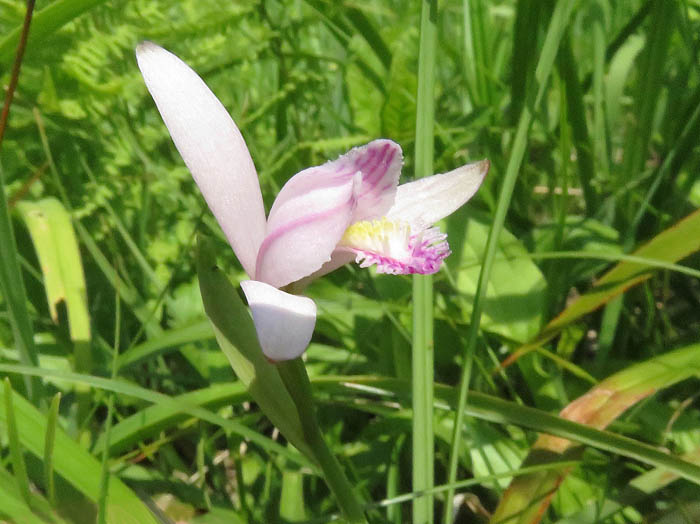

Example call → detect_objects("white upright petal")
136 42 266 277
240 280 316 362
386 159 489 229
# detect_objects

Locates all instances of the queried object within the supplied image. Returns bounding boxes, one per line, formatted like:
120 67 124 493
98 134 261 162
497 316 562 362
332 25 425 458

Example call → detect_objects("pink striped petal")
254 176 357 288
255 140 402 288
240 280 316 362
345 139 403 222
386 159 489 230
136 42 266 278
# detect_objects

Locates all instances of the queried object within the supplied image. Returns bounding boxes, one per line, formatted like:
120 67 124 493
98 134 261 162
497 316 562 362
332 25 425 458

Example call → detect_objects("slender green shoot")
97 275 122 524
413 1 438 522
277 358 367 524
4 378 31 504
443 2 577 522
43 392 61 507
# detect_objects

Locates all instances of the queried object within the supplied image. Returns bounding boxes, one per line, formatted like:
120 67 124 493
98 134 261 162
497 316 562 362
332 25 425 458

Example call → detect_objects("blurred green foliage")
1 0 700 522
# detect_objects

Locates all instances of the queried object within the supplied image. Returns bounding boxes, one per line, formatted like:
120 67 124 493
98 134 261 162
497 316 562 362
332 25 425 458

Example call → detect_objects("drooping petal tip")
387 158 490 229
240 280 317 362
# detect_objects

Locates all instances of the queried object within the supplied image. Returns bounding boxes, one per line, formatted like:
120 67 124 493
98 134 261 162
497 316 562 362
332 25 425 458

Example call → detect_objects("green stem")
277 359 367 524
413 1 437 522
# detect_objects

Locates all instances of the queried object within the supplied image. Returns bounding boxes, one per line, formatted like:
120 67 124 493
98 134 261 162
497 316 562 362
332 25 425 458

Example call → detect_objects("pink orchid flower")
136 42 489 362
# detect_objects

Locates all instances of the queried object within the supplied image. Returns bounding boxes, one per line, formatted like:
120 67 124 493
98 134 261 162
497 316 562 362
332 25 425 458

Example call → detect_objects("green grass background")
1 0 700 523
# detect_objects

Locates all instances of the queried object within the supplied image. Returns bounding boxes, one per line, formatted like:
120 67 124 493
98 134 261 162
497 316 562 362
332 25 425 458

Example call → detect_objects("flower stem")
277 358 367 524
413 1 438 522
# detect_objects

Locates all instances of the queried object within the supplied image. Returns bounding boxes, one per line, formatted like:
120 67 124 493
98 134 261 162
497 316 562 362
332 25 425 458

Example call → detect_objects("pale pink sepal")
387 159 490 229
240 280 317 362
136 42 266 278
255 140 402 289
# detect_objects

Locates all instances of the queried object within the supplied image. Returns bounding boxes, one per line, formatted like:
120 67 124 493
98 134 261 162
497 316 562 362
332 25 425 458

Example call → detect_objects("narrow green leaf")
0 363 308 467
345 6 392 69
3 378 31 504
387 435 405 524
557 33 597 213
0 467 54 524
506 207 700 366
196 235 311 458
4 365 700 493
510 0 543 120
96 383 246 454
43 392 61 508
115 320 213 371
276 359 367 523
16 198 91 374
491 342 700 524
590 0 610 180
445 2 577 520
280 470 308 521
604 34 645 151
467 0 491 108
1 385 159 524
0 169 40 401
0 0 108 65
620 0 675 224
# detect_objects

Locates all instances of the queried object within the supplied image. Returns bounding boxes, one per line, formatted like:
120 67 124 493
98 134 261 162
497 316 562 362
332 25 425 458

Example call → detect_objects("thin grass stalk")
97 276 122 523
581 0 654 92
620 0 674 228
557 32 597 214
442 2 576 522
510 0 541 124
461 0 478 106
387 435 405 524
591 0 610 179
3 378 31 504
43 392 61 507
602 0 676 365
630 86 700 237
413 1 438 522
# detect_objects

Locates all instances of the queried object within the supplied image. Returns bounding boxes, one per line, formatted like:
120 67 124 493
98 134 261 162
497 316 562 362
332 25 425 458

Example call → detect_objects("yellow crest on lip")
339 217 412 260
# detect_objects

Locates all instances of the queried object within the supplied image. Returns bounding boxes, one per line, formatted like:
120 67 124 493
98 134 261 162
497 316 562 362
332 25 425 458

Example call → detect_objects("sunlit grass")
0 1 700 522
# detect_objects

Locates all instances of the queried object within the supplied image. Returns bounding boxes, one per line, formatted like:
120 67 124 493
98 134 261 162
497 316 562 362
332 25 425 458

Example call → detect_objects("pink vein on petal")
366 142 393 185
254 195 356 281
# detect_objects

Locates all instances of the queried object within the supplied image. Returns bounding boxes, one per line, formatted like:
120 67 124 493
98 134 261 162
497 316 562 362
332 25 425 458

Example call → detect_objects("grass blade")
557 32 597 213
0 363 308 467
5 364 700 492
1 383 160 523
620 0 675 227
16 198 92 374
413 1 438 522
0 0 108 65
0 0 41 404
504 207 700 367
43 392 61 508
491 342 700 523
444 1 577 521
3 378 31 504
